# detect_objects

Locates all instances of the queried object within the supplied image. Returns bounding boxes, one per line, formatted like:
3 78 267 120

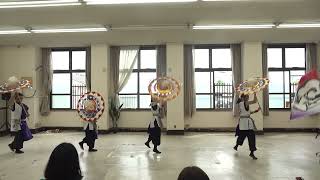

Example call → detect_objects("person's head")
237 94 249 104
178 166 210 180
45 143 82 180
14 92 23 104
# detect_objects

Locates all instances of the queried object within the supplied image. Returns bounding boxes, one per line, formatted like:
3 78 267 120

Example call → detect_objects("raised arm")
248 93 257 105
250 107 261 114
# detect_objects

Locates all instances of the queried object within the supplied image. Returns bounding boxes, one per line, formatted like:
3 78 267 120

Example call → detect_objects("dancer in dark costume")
79 120 98 152
145 99 163 154
234 93 260 160
8 93 33 154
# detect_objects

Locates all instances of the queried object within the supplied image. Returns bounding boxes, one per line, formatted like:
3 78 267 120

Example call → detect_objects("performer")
79 120 98 152
234 93 260 160
8 92 33 154
145 98 163 154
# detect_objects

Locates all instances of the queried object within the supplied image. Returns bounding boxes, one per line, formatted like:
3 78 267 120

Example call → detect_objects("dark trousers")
147 124 161 146
11 130 24 150
82 127 97 149
236 130 257 151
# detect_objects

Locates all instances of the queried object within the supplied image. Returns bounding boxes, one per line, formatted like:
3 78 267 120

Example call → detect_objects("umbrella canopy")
77 92 105 122
148 76 181 102
236 77 269 95
0 76 32 94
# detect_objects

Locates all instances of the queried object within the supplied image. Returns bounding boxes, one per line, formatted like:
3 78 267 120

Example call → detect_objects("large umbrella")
148 76 181 102
0 76 32 94
77 91 105 122
236 77 269 110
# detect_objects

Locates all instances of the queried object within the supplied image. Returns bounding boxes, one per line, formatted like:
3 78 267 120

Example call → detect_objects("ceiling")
0 0 319 46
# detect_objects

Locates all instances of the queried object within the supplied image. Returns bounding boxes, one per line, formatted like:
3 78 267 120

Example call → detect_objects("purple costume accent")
20 103 33 141
21 121 33 141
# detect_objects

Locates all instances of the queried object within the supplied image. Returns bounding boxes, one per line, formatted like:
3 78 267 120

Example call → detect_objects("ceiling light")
193 24 275 29
0 30 30 35
85 0 197 5
277 23 320 28
111 25 188 30
0 0 81 8
32 27 108 33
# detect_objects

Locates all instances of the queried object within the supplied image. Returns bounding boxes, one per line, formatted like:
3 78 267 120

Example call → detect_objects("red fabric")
298 69 318 88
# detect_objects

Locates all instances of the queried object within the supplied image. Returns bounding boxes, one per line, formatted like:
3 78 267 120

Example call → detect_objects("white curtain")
118 46 139 92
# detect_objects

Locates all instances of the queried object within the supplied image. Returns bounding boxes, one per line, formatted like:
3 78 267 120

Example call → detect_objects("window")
194 45 233 109
267 45 306 109
119 47 157 109
51 48 89 109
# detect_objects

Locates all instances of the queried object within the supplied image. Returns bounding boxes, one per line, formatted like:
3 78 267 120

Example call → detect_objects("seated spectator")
178 166 210 180
44 143 82 180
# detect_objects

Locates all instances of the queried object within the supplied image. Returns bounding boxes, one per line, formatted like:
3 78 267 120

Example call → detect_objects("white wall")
166 43 184 131
0 41 319 131
264 111 318 129
185 111 236 129
0 46 41 130
242 42 264 130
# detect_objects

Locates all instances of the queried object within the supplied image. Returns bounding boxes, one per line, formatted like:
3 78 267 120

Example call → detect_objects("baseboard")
264 128 316 133
99 129 112 134
30 127 82 134
185 128 264 135
29 127 109 134
117 128 148 132
167 130 185 135
186 128 235 132
255 131 264 135
22 127 320 135
0 131 9 137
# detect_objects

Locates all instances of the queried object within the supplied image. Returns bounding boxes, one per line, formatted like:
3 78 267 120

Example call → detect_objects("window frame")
50 47 90 110
267 44 306 110
194 44 233 111
119 46 157 110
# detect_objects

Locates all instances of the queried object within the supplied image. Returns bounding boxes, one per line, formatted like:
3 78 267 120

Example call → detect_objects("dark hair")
236 98 242 104
237 94 249 104
45 143 82 180
178 166 210 180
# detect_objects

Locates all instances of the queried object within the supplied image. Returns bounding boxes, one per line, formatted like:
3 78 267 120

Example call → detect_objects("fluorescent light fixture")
193 24 275 29
32 27 108 33
85 0 197 5
112 25 188 30
277 23 320 28
0 0 81 8
0 30 30 35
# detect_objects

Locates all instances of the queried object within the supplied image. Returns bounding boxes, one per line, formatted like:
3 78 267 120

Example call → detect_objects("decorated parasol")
148 76 181 102
77 92 105 122
0 76 32 94
236 77 269 110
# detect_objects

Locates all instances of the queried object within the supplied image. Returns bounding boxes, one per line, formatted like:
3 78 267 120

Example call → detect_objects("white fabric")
117 46 139 92
83 121 97 130
238 102 255 130
10 103 22 132
149 104 160 128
